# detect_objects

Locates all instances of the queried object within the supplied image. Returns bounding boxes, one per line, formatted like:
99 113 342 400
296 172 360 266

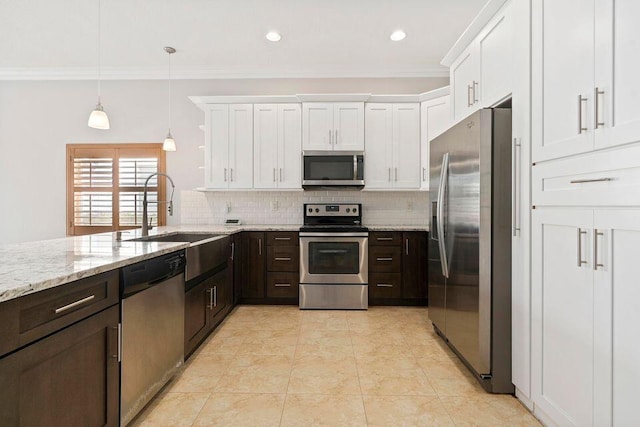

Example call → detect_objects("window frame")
66 143 167 236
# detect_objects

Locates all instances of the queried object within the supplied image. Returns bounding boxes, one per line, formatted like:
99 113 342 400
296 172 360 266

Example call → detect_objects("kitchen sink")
131 232 223 243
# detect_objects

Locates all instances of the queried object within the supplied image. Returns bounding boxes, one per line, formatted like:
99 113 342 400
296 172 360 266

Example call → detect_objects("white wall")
0 77 446 244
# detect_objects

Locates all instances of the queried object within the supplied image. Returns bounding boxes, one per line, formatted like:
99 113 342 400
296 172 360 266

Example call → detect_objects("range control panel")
304 203 360 217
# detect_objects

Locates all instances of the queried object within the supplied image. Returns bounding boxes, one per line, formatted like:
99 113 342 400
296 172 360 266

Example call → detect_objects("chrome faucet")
141 172 175 237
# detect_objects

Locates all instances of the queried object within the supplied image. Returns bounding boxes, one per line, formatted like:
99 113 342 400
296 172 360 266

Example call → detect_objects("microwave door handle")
353 155 358 180
437 153 450 278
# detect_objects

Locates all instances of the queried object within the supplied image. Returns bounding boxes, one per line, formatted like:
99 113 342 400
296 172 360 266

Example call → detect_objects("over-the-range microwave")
302 151 365 190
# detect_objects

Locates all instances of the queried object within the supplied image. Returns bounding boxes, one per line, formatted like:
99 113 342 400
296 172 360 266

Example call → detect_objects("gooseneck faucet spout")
141 172 175 237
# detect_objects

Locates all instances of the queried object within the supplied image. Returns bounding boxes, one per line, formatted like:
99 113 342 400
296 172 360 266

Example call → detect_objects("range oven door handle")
437 153 450 278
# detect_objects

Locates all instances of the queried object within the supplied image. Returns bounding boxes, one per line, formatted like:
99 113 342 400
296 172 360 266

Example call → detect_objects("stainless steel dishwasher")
120 250 186 426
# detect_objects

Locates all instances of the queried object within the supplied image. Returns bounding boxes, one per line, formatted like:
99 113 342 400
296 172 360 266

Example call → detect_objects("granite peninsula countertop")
0 223 428 303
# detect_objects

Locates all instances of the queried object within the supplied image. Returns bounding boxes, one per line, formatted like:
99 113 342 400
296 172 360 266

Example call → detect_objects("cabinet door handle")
395 167 398 182
377 237 393 241
329 129 332 145
279 168 283 182
467 84 473 107
388 168 391 182
273 168 276 182
472 80 479 104
259 238 262 255
377 283 393 288
230 168 234 182
231 242 235 261
274 237 291 241
570 177 613 184
594 229 604 270
214 286 217 307
423 167 427 182
207 288 214 309
54 294 95 314
578 95 588 134
377 257 393 262
275 283 291 287
224 168 228 182
111 324 122 362
595 87 605 129
275 257 292 261
405 238 409 255
577 228 588 267
512 138 522 237
335 129 338 145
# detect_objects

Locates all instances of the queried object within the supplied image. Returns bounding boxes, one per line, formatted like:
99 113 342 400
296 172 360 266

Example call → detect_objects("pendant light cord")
168 50 172 133
97 0 102 103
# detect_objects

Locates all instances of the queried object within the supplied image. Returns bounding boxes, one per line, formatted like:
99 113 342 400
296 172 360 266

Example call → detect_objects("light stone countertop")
0 223 428 303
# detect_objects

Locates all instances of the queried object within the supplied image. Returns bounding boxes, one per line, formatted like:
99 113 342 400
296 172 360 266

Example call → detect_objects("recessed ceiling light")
266 31 282 42
390 30 406 41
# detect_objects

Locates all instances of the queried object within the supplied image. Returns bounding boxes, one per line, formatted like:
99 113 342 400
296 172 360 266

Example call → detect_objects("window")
66 144 166 236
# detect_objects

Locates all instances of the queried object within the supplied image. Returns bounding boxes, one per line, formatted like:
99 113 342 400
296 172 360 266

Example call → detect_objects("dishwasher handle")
121 251 186 298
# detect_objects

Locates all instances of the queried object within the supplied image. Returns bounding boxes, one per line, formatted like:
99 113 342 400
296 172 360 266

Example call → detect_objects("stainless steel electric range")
299 203 368 309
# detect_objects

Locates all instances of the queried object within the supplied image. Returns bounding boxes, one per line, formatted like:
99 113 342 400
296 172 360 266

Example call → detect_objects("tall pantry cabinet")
530 0 640 426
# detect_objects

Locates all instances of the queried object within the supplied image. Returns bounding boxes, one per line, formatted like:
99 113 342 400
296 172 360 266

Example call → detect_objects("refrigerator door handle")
437 153 450 278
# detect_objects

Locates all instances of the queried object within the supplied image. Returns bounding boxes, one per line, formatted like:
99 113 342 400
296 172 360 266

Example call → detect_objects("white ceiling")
0 0 487 80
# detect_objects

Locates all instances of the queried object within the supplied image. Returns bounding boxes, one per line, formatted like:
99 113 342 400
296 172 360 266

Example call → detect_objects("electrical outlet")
271 200 279 211
226 202 231 214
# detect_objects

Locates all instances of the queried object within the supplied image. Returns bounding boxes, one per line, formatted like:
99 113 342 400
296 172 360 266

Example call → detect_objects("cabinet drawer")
266 272 299 299
0 270 119 357
369 246 402 272
266 232 299 246
369 273 402 299
369 232 402 246
267 246 299 272
532 144 640 207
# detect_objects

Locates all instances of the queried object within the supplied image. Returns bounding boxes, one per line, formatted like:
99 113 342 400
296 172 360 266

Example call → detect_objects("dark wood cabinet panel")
369 273 403 299
369 246 402 272
267 246 299 272
184 279 210 357
369 231 403 246
236 232 266 300
0 269 119 358
266 232 299 246
0 305 120 427
266 272 299 299
402 232 428 300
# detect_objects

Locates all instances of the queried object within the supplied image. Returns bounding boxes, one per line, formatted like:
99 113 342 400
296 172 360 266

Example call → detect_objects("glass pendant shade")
163 131 177 151
88 102 110 129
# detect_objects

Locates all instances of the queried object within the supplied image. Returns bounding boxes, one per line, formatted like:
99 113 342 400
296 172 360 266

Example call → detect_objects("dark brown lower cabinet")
0 305 120 427
368 231 428 305
185 267 230 358
236 232 266 300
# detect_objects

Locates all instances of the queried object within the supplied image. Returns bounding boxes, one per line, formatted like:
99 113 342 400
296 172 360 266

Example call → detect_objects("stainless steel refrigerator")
429 107 513 393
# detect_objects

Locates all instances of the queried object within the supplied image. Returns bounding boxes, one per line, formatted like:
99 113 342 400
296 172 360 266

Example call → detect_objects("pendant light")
88 0 110 129
162 46 177 151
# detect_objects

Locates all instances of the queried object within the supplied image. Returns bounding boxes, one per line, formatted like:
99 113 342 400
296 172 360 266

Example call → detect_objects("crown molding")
0 65 450 81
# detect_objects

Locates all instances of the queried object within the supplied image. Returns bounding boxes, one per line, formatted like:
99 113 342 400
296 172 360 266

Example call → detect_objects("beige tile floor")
132 305 541 427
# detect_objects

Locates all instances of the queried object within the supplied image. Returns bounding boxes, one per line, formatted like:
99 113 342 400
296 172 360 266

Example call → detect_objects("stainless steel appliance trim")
299 235 368 284
303 150 365 156
302 179 366 186
54 294 95 314
299 232 369 237
437 152 450 278
594 229 604 270
299 284 368 310
353 155 358 179
577 228 588 267
595 87 605 128
578 95 588 133
570 177 613 184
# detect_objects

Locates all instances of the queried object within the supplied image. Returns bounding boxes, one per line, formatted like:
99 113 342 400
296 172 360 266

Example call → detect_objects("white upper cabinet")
365 103 420 189
253 104 302 189
302 102 364 151
446 1 513 123
420 95 451 189
532 0 640 163
204 104 253 189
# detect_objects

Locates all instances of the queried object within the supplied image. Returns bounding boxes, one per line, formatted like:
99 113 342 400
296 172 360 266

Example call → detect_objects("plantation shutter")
67 144 166 236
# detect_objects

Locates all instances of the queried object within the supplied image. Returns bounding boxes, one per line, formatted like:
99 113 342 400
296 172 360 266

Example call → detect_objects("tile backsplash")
181 190 429 226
